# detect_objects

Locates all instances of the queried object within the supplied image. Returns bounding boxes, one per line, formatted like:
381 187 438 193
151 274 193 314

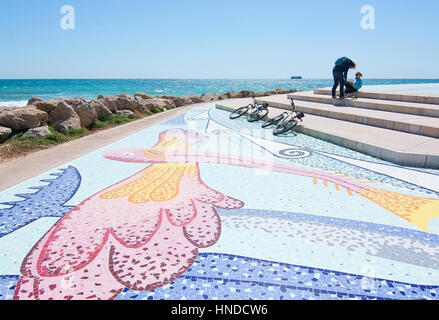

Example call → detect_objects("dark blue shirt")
333 58 355 80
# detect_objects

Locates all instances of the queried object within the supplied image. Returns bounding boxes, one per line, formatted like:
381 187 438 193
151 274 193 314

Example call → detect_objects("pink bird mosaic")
14 129 244 300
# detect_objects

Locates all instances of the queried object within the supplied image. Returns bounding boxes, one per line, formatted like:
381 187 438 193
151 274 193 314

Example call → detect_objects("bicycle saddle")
296 111 305 120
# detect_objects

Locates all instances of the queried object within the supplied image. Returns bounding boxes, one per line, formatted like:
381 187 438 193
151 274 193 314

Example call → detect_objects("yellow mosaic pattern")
100 164 199 203
359 187 439 233
313 173 439 232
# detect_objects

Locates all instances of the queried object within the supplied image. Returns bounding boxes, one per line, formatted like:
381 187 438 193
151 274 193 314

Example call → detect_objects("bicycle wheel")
273 120 299 136
262 113 287 128
247 108 269 122
230 106 250 119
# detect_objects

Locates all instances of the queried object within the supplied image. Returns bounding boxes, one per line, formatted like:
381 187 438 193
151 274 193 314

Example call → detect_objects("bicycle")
229 93 269 122
271 98 305 136
261 111 290 129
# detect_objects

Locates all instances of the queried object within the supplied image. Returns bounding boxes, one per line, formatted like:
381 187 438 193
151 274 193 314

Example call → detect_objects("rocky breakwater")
0 88 296 144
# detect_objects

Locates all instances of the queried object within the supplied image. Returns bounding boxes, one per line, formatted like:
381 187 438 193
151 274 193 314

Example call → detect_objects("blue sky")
0 0 438 79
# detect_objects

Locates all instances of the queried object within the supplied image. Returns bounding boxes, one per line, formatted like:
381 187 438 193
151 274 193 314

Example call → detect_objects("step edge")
254 99 439 137
290 93 439 110
296 125 435 168
287 94 439 118
314 88 439 105
214 103 439 168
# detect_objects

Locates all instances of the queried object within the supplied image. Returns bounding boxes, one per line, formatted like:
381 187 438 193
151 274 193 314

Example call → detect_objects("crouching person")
345 72 363 96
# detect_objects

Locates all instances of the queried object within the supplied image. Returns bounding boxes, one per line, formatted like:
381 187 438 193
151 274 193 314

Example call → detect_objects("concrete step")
215 97 439 168
255 95 439 139
314 87 439 105
288 91 439 118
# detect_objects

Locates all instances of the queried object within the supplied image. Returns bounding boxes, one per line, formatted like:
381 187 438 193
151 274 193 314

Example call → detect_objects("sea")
1 79 439 107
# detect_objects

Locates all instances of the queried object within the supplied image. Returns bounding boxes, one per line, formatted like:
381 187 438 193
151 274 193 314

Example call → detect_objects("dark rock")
0 126 12 143
158 96 192 107
226 91 244 99
34 97 87 114
239 90 253 98
0 107 48 131
142 98 167 110
34 99 62 113
88 100 112 120
97 95 148 113
71 101 98 128
161 99 176 109
134 93 154 100
200 93 220 102
183 94 204 104
27 97 44 106
116 94 132 99
24 125 51 138
115 95 149 113
116 110 135 116
63 98 87 107
97 95 118 112
49 102 81 133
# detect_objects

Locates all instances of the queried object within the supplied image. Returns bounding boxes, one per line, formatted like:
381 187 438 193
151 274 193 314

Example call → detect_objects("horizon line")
1 78 439 81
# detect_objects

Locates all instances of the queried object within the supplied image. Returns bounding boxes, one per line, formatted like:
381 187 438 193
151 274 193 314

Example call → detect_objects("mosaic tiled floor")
1 104 439 300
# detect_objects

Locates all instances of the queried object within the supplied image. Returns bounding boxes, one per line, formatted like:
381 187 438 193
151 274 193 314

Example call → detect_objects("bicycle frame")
278 112 295 126
278 99 299 126
230 92 269 120
248 96 268 113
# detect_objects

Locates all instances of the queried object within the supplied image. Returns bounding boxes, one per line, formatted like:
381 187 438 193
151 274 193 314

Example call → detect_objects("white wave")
0 100 28 107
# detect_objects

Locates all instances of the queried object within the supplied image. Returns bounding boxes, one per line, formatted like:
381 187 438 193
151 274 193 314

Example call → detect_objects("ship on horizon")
290 76 303 80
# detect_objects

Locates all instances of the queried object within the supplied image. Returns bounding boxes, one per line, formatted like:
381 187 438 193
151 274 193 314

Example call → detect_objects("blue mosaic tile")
218 208 439 244
116 253 439 300
0 166 81 238
0 276 18 300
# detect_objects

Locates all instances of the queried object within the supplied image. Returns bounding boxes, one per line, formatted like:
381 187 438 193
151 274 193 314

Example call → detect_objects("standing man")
332 57 356 99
